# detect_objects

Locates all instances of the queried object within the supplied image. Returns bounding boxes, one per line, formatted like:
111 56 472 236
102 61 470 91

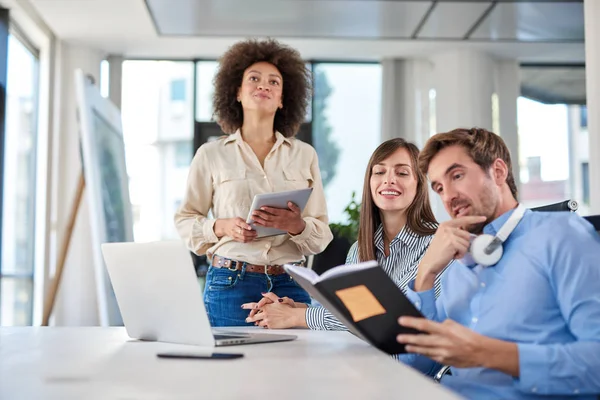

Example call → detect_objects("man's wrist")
414 269 437 292
479 337 520 377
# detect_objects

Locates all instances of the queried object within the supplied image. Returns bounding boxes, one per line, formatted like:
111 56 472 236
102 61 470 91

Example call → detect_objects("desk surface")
1 327 461 400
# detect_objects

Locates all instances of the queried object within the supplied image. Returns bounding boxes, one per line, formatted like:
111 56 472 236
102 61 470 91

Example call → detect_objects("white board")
74 68 133 326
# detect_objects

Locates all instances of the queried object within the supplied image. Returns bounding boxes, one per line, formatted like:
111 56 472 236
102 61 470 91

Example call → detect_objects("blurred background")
0 0 597 326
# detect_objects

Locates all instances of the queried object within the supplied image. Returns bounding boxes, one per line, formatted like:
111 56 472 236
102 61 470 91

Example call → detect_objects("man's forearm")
414 269 437 292
480 337 520 377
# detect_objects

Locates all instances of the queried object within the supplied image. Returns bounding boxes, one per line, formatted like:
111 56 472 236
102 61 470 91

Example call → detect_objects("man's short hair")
418 127 518 199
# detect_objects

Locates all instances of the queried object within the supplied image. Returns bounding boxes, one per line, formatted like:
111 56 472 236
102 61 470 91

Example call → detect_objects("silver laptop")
101 240 297 347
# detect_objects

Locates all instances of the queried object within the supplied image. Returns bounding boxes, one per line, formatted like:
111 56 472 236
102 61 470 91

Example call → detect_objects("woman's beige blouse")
174 130 333 265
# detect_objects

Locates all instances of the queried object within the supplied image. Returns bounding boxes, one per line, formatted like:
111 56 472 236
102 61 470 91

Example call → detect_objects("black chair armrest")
584 215 600 232
531 200 578 213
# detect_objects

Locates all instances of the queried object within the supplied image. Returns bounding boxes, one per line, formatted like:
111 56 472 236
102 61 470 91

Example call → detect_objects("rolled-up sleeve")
174 146 218 255
289 148 333 255
306 307 349 331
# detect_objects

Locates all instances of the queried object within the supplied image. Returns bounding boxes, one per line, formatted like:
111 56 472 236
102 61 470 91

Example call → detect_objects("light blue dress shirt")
404 208 600 399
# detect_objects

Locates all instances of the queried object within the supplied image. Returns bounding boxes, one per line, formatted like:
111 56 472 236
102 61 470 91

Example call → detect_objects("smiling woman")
174 39 333 327
241 138 445 331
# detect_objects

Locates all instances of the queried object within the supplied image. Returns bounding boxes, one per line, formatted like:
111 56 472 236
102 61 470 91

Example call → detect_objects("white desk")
0 327 461 400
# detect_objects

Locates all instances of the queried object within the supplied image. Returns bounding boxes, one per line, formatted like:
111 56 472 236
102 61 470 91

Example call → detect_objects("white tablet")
246 188 314 238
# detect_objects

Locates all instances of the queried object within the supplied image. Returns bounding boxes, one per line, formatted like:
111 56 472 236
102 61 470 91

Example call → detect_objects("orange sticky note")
335 285 386 322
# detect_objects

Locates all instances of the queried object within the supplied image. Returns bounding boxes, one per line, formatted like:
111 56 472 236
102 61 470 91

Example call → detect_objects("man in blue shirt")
397 127 600 399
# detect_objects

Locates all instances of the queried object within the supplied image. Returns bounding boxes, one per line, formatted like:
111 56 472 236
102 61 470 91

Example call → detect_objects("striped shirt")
305 223 443 331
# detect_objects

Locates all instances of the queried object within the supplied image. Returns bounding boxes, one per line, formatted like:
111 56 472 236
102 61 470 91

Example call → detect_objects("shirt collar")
223 129 241 144
374 223 422 253
483 205 526 236
224 129 292 146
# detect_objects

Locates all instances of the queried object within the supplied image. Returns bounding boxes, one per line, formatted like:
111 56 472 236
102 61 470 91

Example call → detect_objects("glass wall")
1 35 40 326
517 97 573 209
312 63 382 223
121 60 383 240
121 61 195 242
195 61 218 122
568 104 590 215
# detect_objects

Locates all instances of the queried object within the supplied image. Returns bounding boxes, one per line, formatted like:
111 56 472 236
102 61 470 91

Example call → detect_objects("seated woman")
243 138 444 330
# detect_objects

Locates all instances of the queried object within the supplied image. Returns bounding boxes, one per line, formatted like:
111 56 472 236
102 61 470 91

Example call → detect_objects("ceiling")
11 0 588 104
146 0 584 42
521 65 586 104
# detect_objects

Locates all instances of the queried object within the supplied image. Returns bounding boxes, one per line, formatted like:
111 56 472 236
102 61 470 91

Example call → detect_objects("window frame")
0 19 42 326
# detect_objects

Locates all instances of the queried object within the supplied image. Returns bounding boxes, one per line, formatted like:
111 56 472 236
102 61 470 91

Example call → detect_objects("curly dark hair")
212 39 311 137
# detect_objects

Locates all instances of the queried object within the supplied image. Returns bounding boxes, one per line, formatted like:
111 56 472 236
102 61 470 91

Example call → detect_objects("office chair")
584 215 600 233
530 199 578 213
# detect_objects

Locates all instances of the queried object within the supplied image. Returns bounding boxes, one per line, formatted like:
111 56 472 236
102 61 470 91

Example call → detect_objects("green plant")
329 191 360 242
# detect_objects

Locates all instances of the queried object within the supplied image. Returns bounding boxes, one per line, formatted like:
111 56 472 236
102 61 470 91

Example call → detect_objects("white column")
584 0 600 214
496 60 521 197
50 41 105 325
432 50 495 132
428 50 499 221
380 59 433 148
107 54 123 110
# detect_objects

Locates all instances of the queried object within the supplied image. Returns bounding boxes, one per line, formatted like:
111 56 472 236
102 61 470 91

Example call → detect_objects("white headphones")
469 204 527 267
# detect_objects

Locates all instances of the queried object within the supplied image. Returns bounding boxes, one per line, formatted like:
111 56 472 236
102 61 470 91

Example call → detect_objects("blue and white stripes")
305 224 443 331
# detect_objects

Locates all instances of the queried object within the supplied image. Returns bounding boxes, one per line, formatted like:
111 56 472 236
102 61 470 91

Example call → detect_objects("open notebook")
285 261 425 355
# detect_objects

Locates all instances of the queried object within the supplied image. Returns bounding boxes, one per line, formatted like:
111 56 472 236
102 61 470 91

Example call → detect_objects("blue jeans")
203 264 311 327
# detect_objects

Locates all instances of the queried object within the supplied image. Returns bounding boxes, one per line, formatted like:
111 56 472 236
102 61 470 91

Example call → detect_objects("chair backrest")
584 215 600 234
531 200 578 213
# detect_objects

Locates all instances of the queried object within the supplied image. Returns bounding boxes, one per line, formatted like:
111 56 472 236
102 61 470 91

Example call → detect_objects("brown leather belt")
211 255 304 275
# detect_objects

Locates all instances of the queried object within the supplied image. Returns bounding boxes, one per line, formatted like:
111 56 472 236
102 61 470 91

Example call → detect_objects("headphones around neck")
469 204 527 267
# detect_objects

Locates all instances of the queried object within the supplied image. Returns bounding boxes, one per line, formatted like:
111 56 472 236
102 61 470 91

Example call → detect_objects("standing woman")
175 39 333 326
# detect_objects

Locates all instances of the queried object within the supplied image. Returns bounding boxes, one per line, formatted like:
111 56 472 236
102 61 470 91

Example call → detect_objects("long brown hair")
357 138 437 262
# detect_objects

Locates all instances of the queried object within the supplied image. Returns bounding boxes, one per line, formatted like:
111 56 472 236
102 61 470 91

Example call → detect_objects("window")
428 89 437 137
312 63 382 223
517 97 570 208
121 61 194 242
580 106 587 129
100 59 109 98
1 34 40 326
174 141 191 168
492 93 500 135
582 162 589 205
195 61 219 122
170 78 186 102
